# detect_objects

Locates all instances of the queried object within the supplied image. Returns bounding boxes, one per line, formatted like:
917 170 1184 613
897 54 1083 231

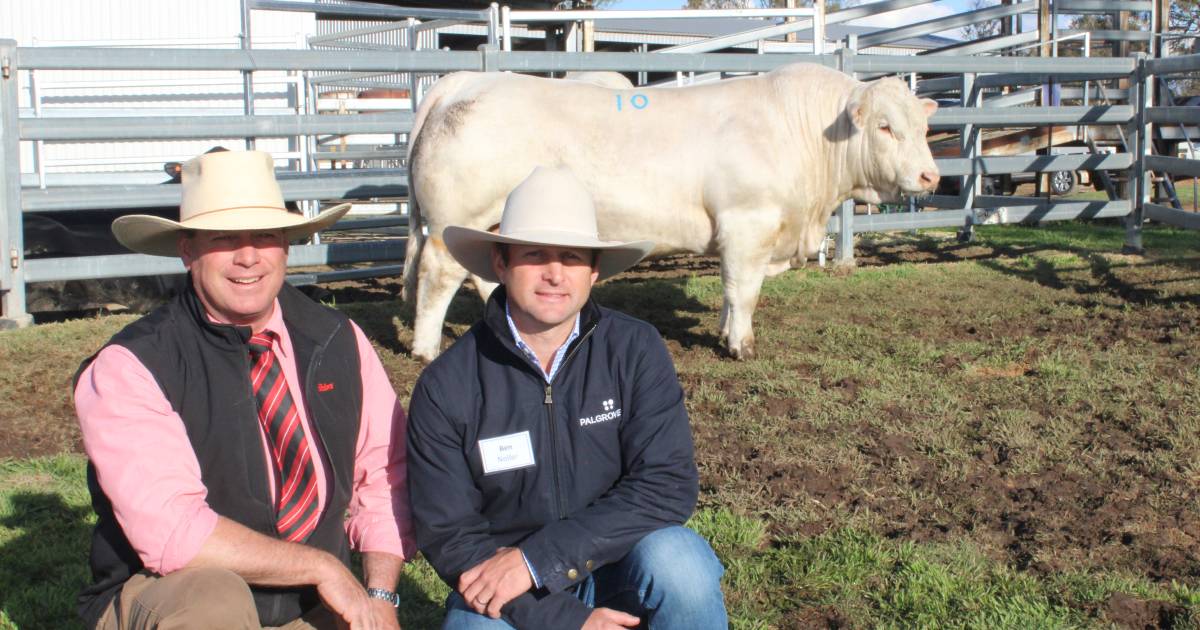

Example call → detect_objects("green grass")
1068 178 1200 209
8 457 1195 630
4 223 1200 628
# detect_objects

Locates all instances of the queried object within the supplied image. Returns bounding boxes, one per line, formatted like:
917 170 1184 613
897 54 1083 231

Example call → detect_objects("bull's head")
844 77 940 204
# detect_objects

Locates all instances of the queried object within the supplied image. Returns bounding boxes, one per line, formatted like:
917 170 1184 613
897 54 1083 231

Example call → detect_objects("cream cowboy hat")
111 150 351 257
443 166 654 284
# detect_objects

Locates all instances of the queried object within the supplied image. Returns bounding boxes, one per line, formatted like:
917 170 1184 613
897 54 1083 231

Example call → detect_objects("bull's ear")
847 84 869 129
921 97 938 118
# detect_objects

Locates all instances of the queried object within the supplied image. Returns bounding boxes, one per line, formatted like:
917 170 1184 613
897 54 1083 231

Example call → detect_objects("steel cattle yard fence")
1 42 1199 328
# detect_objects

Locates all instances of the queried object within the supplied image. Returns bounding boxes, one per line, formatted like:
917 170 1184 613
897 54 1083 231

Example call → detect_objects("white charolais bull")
402 63 940 362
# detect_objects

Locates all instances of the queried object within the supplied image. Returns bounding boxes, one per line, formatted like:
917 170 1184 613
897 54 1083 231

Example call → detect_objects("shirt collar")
504 299 581 381
207 298 288 358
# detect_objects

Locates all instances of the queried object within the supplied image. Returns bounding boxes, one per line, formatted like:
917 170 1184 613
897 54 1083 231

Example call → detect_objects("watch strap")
366 587 401 607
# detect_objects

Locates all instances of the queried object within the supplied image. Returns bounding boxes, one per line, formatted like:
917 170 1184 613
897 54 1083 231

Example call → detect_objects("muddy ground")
9 230 1200 628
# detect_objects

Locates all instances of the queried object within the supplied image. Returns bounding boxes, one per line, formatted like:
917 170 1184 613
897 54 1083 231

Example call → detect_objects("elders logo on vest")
579 398 621 427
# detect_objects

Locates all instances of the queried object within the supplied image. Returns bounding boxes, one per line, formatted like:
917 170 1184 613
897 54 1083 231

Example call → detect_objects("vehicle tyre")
1050 170 1077 196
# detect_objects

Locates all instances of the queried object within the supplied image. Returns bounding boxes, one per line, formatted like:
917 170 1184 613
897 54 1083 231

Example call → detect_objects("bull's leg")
764 259 793 277
718 301 731 347
719 261 767 360
717 228 773 360
411 235 470 363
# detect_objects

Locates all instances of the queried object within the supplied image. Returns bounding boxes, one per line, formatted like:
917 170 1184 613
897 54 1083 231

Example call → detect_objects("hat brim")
443 226 654 284
112 203 352 257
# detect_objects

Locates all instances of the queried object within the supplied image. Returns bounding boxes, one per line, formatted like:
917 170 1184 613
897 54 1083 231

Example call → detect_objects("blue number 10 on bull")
615 93 649 111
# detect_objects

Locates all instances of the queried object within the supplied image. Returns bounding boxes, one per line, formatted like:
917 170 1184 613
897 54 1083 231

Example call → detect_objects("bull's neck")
789 93 863 212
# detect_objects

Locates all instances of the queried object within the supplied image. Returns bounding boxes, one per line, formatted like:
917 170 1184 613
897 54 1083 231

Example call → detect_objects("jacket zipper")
542 323 597 520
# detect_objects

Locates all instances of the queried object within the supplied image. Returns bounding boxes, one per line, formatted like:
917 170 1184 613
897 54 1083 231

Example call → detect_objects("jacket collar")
180 273 254 347
180 275 340 353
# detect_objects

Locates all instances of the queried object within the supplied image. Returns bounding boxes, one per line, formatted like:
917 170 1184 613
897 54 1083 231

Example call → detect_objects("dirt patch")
783 605 850 629
1105 592 1186 629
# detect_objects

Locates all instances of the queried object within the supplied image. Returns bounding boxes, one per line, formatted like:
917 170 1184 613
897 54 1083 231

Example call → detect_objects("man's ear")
177 232 194 268
489 244 506 281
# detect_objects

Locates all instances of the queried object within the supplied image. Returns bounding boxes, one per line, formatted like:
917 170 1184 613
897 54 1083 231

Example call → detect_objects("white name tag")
478 431 536 475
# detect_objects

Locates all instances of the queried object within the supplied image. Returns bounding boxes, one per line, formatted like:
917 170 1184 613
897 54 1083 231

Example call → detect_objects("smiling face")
492 243 599 339
178 229 288 332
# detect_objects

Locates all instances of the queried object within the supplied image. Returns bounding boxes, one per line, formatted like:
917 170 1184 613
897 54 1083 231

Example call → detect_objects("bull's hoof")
727 342 756 361
411 347 439 365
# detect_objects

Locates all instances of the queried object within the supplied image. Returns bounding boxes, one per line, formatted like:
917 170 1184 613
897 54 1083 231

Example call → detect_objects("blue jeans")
441 526 727 630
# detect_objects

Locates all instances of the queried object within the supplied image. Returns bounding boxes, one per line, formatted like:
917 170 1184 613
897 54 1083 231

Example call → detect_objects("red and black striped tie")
248 332 320 543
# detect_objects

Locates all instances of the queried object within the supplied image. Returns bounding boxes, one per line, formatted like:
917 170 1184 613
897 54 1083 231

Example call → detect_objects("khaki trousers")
95 568 338 630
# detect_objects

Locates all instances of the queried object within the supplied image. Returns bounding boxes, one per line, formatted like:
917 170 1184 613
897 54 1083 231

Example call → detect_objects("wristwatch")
367 587 401 608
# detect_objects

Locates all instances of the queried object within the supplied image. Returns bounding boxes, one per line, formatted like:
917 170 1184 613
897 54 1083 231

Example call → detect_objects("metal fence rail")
1 43 1195 328
1141 53 1200 231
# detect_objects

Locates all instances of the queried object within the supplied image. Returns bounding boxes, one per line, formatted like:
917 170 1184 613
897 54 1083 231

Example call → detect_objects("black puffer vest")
75 281 363 627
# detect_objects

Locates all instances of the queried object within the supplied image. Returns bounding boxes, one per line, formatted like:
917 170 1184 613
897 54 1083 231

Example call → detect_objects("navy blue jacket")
407 287 698 629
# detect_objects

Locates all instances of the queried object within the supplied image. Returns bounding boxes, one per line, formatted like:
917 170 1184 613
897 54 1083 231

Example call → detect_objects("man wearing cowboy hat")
407 166 727 630
73 150 415 629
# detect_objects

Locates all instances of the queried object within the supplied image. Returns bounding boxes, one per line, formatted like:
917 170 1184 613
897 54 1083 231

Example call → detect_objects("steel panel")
1146 202 1200 229
1146 53 1200 75
929 105 1134 128
935 153 1134 176
22 168 409 212
25 240 407 283
1146 155 1200 177
1147 107 1200 126
21 112 414 141
856 1 1035 49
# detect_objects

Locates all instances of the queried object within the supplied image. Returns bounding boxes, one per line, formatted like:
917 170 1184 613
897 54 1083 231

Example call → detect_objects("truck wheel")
1050 170 1077 196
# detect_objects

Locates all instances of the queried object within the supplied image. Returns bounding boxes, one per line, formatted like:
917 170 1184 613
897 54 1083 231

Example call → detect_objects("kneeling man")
407 166 727 630
75 150 415 629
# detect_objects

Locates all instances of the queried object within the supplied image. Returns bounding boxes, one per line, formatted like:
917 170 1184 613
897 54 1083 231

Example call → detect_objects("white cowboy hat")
443 166 654 284
111 150 351 257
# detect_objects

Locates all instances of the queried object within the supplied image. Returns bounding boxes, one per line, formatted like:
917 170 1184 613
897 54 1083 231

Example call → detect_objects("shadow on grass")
594 277 722 352
0 492 92 630
360 276 724 358
977 247 1200 308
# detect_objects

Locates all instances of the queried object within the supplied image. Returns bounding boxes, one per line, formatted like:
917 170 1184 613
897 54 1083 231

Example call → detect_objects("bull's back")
410 73 770 254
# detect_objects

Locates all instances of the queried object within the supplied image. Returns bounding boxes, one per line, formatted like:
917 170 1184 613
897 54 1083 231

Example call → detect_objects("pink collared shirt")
74 299 415 574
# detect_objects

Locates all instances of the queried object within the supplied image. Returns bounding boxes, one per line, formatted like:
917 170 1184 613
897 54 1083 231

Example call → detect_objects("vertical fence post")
240 0 256 151
479 43 499 73
0 40 31 329
834 38 856 267
959 72 979 242
1124 53 1148 253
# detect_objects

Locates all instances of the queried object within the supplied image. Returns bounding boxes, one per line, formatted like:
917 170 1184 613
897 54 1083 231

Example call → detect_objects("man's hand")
582 608 640 630
368 597 402 630
314 556 379 629
458 547 534 618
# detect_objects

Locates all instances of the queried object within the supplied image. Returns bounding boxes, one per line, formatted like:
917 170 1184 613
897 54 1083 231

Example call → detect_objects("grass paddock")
3 222 1200 629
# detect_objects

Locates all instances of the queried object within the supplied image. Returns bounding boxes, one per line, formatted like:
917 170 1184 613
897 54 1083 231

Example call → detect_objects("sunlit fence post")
0 39 31 329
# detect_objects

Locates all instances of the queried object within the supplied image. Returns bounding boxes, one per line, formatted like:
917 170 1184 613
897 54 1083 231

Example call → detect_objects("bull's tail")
400 163 423 304
399 72 476 304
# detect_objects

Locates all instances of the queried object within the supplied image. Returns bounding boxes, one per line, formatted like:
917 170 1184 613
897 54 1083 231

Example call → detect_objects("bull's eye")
878 122 894 138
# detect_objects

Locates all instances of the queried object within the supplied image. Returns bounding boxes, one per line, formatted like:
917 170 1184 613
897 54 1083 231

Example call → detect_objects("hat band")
184 204 291 224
